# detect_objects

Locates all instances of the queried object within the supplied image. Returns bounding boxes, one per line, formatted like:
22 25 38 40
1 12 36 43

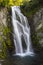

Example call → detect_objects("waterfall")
12 6 34 57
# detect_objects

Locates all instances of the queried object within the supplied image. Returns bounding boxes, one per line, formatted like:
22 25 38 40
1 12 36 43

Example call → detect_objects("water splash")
12 6 34 57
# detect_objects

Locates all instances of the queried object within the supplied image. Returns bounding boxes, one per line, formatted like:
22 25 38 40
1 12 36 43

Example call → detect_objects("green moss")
0 41 7 59
0 36 3 42
3 27 11 36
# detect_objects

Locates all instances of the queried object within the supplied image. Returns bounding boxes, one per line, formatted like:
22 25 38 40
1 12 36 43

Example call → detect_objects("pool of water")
0 55 40 65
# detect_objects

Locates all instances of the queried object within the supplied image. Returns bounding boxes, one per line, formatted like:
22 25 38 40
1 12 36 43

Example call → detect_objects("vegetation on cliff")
0 0 30 6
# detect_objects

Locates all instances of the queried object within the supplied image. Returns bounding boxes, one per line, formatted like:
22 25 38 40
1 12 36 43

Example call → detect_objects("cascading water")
12 6 34 57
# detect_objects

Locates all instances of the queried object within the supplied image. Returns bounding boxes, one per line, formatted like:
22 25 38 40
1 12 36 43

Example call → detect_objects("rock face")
0 7 14 59
0 7 7 37
0 7 8 58
33 8 43 47
0 8 7 27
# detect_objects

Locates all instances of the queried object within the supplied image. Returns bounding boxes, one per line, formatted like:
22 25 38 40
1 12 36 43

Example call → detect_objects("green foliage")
0 0 24 7
0 37 7 59
21 0 43 17
0 0 31 7
0 0 9 7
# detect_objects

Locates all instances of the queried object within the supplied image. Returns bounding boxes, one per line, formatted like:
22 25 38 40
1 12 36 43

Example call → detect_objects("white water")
12 6 34 57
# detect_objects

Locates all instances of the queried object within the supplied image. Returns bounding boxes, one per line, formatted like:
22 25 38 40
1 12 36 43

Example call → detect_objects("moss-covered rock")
0 7 14 59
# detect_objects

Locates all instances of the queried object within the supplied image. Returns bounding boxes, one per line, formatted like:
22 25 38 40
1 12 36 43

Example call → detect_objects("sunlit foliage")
9 0 23 6
0 0 31 6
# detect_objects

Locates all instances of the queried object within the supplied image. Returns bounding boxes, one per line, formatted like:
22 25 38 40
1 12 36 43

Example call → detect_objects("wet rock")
33 8 43 47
